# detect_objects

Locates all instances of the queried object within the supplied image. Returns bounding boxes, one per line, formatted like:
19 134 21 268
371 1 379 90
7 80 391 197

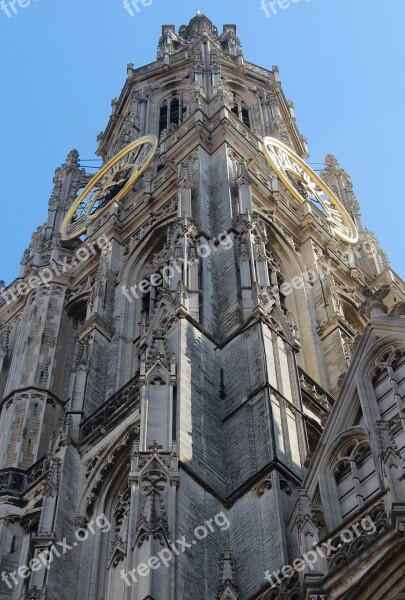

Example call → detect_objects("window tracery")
159 94 187 137
332 439 379 519
230 93 251 129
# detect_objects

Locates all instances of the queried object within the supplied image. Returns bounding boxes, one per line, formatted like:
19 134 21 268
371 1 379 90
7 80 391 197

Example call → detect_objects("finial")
196 9 202 16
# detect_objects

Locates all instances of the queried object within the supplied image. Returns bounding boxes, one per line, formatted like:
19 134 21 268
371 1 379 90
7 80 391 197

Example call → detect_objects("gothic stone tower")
0 13 405 600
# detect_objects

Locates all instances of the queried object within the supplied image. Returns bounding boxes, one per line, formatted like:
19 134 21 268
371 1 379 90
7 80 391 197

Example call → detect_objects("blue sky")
0 0 404 284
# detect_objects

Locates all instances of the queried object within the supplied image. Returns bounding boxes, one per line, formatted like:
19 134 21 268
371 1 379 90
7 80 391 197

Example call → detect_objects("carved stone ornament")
130 441 179 549
84 430 136 515
389 302 405 318
42 458 61 498
253 475 272 497
107 487 130 569
360 285 390 318
218 551 239 600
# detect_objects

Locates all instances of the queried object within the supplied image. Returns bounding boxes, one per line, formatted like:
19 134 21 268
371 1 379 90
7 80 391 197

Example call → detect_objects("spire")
157 15 242 59
218 551 239 600
321 154 361 217
45 149 88 242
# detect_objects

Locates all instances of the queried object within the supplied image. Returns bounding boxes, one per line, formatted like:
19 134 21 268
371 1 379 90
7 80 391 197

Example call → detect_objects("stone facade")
0 12 404 600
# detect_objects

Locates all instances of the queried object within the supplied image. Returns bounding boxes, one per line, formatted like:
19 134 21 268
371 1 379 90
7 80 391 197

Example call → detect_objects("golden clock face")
262 137 358 244
60 135 158 241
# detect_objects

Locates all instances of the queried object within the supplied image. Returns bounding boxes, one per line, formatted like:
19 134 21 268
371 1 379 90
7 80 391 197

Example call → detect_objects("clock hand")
60 135 158 241
89 169 134 215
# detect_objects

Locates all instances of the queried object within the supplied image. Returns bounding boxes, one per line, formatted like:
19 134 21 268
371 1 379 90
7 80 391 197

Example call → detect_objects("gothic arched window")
136 237 178 336
372 347 405 457
159 95 186 136
94 477 131 600
140 271 163 321
170 97 180 125
212 67 221 86
194 67 203 85
231 93 251 129
159 102 168 136
332 439 379 520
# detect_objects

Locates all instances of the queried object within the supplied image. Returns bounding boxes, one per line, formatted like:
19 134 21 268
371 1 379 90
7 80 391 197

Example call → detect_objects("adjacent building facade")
0 13 404 600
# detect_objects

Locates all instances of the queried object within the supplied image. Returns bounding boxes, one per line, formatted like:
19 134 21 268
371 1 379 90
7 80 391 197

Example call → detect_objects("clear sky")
0 0 404 284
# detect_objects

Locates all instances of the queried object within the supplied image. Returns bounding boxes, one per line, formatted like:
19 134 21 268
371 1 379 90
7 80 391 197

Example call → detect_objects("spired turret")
0 13 404 600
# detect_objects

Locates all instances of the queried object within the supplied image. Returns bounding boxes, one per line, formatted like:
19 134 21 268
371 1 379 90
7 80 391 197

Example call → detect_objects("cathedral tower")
0 13 404 600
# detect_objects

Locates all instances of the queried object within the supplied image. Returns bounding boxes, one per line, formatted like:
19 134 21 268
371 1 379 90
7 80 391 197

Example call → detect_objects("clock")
262 137 358 244
60 135 158 241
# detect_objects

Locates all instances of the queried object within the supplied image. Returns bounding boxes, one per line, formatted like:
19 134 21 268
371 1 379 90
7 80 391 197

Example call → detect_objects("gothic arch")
95 469 131 599
318 427 381 530
357 337 405 382
150 80 190 138
223 81 257 107
114 217 179 391
121 217 178 287
264 224 305 280
78 446 133 600
356 338 405 456
224 82 257 129
78 426 137 520
241 215 306 350
259 218 326 380
79 438 179 600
